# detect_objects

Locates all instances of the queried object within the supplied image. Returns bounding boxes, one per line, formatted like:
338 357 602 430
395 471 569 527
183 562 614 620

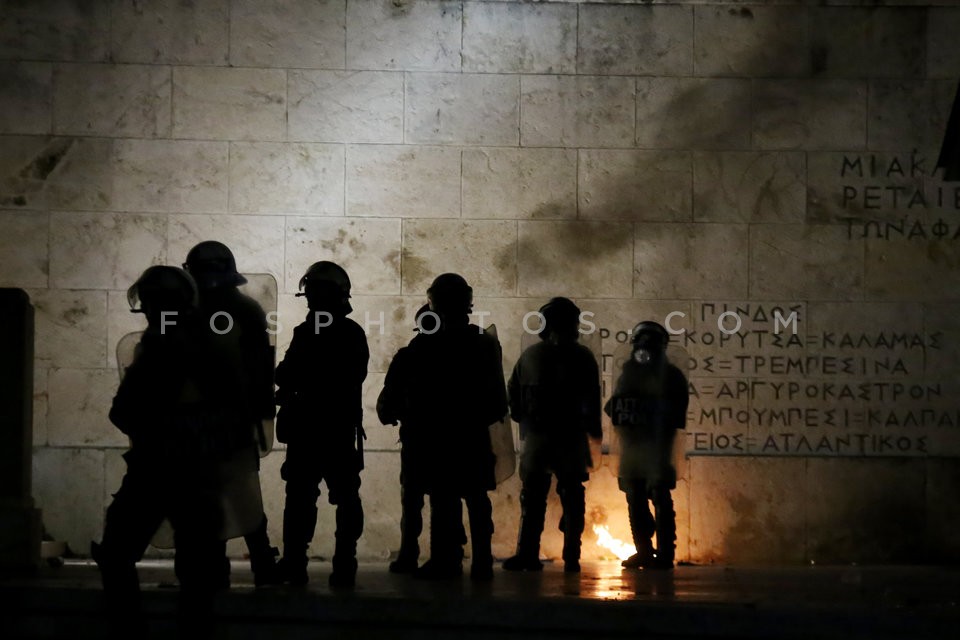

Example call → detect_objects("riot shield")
115 331 143 382
239 273 278 456
604 339 690 481
518 328 604 470
486 324 516 484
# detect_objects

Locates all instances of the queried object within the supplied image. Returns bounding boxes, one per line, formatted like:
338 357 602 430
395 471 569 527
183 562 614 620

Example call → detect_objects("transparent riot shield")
240 273 278 456
115 331 143 382
486 324 516 484
604 339 690 480
518 328 604 469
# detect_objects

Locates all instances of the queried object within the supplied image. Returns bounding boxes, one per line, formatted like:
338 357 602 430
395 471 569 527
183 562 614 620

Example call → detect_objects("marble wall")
3 0 960 566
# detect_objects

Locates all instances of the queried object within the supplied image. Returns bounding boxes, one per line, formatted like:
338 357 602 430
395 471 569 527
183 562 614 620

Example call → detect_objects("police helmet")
127 265 199 315
298 261 351 298
538 297 581 341
427 273 473 315
184 241 247 289
630 320 669 348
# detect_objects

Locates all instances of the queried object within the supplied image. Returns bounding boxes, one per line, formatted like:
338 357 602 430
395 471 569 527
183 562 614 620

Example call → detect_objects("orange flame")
592 524 636 561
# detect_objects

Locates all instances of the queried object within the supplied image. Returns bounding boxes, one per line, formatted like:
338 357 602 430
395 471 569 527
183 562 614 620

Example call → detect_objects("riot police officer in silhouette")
605 321 688 570
503 297 601 573
377 304 432 573
183 240 280 586
378 305 470 574
94 266 251 628
274 261 369 588
401 274 507 580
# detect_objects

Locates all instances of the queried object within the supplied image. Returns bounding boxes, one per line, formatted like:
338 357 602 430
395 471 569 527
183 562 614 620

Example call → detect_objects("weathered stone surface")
354 450 408 560
401 219 517 297
111 139 228 213
868 80 956 158
463 2 576 74
753 80 867 150
865 236 960 302
579 150 691 221
0 211 48 288
693 151 806 223
111 0 228 65
49 212 166 290
346 0 461 72
168 213 286 283
634 223 748 300
346 145 460 218
342 295 417 375
0 62 51 134
750 224 864 300
48 368 123 448
406 73 519 145
694 5 809 77
521 75 634 148
288 71 403 144
0 137 114 211
231 0 344 69
517 221 634 299
285 217 401 295
229 142 344 215
809 7 925 78
636 78 751 150
0 0 109 62
173 67 285 141
928 8 960 79
806 458 924 563
462 147 577 220
32 447 104 556
53 64 170 138
30 288 107 369
688 457 806 564
578 4 692 76
33 367 48 447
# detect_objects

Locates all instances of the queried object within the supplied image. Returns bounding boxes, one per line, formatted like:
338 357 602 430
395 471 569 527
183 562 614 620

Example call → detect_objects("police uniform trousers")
620 477 676 563
280 442 363 574
95 452 228 627
516 466 586 564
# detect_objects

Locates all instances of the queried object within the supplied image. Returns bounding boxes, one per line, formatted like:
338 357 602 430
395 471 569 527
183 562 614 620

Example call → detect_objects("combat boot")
559 483 585 574
329 557 357 589
280 504 316 586
503 487 546 572
277 556 308 586
650 487 676 570
389 553 419 574
621 538 656 569
246 517 282 587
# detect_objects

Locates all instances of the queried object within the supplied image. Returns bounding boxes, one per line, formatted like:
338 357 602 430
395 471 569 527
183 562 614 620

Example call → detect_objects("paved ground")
3 560 959 639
